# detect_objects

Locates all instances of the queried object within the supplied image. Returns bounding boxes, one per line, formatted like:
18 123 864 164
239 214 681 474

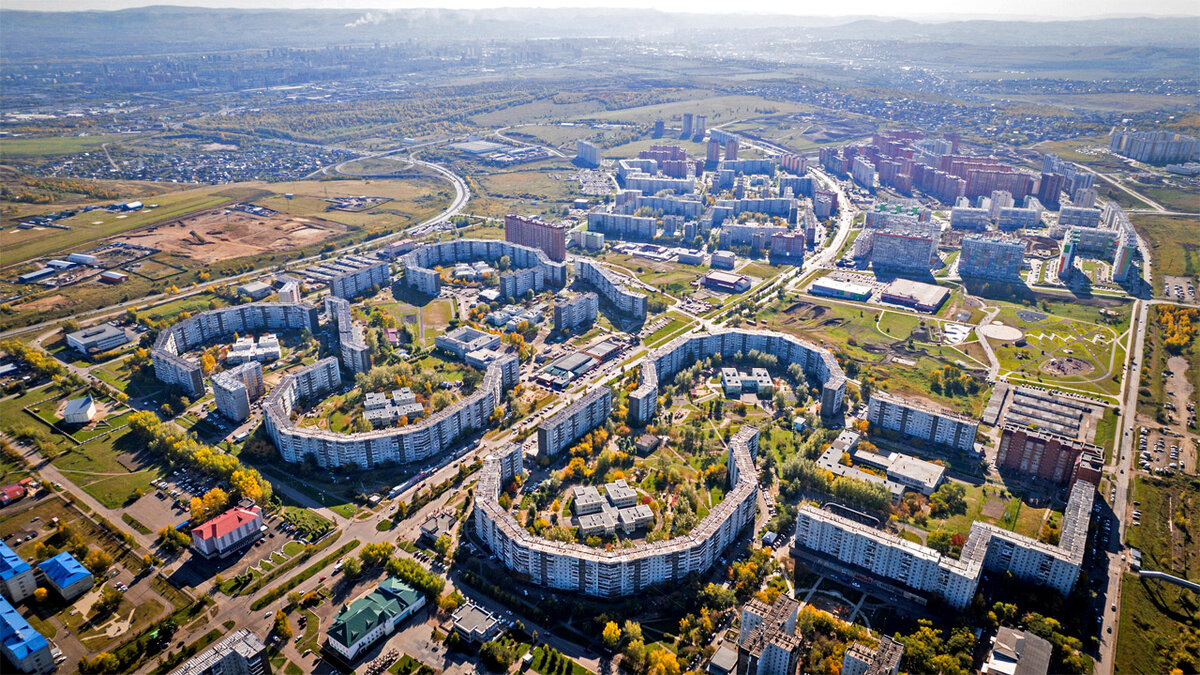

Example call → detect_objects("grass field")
1130 213 1200 293
1 187 251 268
1115 573 1200 674
645 312 694 348
754 296 990 415
0 134 143 159
599 252 707 296
1136 304 1200 425
580 94 805 126
1135 185 1200 214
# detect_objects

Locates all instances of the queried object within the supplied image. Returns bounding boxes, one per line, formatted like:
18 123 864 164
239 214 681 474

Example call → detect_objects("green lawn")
1135 185 1200 214
1115 573 1200 675
0 134 142 159
1 188 243 267
1130 213 1200 294
529 646 592 675
1094 408 1119 463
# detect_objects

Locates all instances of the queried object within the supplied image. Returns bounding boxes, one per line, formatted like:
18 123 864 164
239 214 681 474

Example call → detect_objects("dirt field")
115 207 348 264
17 293 71 311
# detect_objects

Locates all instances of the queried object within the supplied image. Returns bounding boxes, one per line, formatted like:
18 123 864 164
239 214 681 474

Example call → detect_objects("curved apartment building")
399 239 566 298
474 427 760 598
263 353 519 469
629 328 848 426
151 302 320 397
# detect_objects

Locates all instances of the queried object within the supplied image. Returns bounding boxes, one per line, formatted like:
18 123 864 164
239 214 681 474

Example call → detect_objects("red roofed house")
0 484 25 506
190 502 264 558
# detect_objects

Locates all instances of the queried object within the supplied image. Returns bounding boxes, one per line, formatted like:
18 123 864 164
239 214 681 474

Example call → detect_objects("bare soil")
115 207 348 264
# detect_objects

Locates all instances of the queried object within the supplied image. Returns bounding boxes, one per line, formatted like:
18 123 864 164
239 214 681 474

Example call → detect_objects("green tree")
342 556 362 578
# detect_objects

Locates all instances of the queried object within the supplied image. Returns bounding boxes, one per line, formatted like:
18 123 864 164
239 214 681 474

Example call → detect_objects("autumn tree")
273 609 293 640
602 621 621 649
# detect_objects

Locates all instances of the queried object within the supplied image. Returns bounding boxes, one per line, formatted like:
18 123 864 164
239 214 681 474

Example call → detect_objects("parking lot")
1136 425 1195 477
1162 275 1197 303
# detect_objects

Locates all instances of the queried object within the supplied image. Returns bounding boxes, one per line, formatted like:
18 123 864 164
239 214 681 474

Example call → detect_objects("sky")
5 0 1199 18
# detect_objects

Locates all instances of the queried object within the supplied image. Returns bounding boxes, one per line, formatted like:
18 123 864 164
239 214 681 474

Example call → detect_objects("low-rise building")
238 281 273 300
66 323 130 354
38 551 93 601
451 602 501 646
327 578 426 662
809 278 872 301
190 502 264 558
0 542 35 604
702 270 751 293
168 628 267 675
62 395 97 425
436 326 501 360
982 627 1052 675
0 596 53 674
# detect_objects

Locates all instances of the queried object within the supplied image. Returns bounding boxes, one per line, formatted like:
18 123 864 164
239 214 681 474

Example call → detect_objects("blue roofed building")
0 596 54 674
0 542 36 603
37 552 93 602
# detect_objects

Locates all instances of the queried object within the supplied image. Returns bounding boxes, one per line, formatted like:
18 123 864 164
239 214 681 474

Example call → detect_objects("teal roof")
328 577 422 649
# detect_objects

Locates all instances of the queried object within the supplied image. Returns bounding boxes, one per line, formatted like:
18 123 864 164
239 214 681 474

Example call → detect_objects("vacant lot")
1131 213 1200 293
1 187 257 268
117 208 348 264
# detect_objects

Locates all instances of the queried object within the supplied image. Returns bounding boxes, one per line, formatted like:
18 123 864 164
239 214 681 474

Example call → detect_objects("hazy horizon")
3 0 1198 19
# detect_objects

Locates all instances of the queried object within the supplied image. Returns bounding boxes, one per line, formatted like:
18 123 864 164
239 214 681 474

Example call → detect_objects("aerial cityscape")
0 4 1198 675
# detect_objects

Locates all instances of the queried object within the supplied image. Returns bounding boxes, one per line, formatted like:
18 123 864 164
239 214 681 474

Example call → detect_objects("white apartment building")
792 480 1094 609
212 361 265 422
475 427 760 598
151 302 319 396
867 391 978 453
537 386 612 457
0 542 36 603
630 329 847 426
553 292 599 333
264 351 517 469
575 259 647 319
399 239 566 297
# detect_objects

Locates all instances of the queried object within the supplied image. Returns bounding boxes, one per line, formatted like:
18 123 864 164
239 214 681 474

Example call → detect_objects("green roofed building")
326 577 425 662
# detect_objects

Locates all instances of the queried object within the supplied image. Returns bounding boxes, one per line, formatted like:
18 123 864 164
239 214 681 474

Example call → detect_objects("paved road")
0 152 469 343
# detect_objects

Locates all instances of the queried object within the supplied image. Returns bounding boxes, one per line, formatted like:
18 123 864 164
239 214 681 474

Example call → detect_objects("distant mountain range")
2 7 1197 60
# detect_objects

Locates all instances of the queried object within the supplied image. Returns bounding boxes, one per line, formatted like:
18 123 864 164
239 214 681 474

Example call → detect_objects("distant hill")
2 7 1196 61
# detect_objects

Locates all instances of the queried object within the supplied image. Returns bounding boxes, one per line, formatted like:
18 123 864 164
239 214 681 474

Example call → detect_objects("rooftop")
191 504 262 542
39 551 91 589
984 627 1052 675
0 541 30 581
0 596 49 661
62 394 95 418
329 577 423 649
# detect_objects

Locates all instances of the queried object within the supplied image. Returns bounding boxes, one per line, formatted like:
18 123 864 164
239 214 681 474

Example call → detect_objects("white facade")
537 387 612 457
475 428 760 598
575 259 647 319
190 504 264 558
793 480 1094 609
213 361 265 422
867 391 978 453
